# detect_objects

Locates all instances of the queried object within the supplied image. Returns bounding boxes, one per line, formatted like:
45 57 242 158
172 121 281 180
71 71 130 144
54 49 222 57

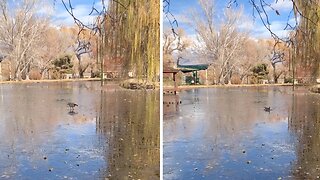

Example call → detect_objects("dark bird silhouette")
67 102 78 112
275 10 280 16
264 106 271 112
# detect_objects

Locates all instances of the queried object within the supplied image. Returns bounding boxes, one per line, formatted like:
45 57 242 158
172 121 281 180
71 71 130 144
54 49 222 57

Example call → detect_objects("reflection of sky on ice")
0 82 105 179
0 82 159 179
164 86 316 179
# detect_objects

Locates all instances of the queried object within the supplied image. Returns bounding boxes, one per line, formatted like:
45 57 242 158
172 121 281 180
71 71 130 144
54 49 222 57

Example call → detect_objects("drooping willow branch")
57 0 131 84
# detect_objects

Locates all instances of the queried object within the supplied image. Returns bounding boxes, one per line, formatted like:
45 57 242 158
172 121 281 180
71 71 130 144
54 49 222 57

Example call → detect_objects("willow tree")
105 0 160 83
191 0 248 85
293 1 320 83
62 0 159 83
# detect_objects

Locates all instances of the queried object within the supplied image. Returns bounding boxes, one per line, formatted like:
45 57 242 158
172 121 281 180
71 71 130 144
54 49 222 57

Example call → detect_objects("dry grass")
0 78 101 84
164 83 294 91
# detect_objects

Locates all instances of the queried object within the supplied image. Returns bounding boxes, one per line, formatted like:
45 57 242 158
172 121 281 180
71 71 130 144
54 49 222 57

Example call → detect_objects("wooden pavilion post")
164 68 180 95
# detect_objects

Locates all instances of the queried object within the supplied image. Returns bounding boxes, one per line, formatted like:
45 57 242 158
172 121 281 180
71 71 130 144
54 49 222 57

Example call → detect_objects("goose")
67 102 78 112
264 106 271 112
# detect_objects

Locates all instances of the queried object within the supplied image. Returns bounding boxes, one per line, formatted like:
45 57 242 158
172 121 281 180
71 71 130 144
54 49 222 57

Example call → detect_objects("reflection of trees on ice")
289 92 320 179
97 89 160 179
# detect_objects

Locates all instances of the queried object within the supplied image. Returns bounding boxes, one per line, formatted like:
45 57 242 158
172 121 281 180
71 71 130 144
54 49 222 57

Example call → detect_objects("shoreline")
0 78 160 90
0 79 299 90
164 83 298 92
0 78 101 84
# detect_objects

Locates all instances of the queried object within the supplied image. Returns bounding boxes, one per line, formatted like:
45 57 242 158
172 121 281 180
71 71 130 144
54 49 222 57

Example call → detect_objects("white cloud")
37 3 54 16
163 13 191 30
270 0 293 11
52 2 104 27
174 14 192 25
238 17 255 32
252 20 292 39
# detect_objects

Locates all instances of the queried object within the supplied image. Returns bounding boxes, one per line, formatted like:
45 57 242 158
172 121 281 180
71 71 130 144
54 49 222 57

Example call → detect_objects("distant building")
176 57 210 85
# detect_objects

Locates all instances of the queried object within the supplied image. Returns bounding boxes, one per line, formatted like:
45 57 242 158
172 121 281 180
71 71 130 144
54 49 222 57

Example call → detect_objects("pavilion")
163 57 210 94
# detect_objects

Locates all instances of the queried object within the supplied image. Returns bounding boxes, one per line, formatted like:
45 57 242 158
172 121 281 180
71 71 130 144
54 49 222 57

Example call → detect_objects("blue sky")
50 0 104 26
50 0 295 39
164 0 295 39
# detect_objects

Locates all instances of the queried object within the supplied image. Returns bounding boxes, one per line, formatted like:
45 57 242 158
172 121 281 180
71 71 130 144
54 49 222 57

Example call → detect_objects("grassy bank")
0 78 160 90
164 83 295 92
120 79 160 90
0 78 101 84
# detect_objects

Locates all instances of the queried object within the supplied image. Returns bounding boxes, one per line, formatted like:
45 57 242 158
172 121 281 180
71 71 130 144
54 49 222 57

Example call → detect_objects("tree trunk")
14 71 21 81
272 63 277 84
219 75 225 85
240 75 246 84
40 68 47 80
218 68 225 85
41 72 45 80
77 54 83 78
228 70 233 85
25 64 30 80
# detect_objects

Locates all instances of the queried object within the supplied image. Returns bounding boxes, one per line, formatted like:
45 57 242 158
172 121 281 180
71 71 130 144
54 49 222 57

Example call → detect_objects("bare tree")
0 0 48 80
65 27 93 78
75 41 91 77
36 27 72 79
228 0 320 84
192 0 247 84
167 0 320 84
163 28 190 68
269 51 284 83
235 39 270 83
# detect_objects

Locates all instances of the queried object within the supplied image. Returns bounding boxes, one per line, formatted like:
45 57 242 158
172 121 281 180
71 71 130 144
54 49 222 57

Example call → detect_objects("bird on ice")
67 102 78 112
264 106 271 112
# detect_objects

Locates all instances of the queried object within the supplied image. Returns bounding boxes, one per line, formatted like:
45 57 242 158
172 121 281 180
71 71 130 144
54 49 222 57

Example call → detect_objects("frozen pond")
164 86 320 179
0 81 159 179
